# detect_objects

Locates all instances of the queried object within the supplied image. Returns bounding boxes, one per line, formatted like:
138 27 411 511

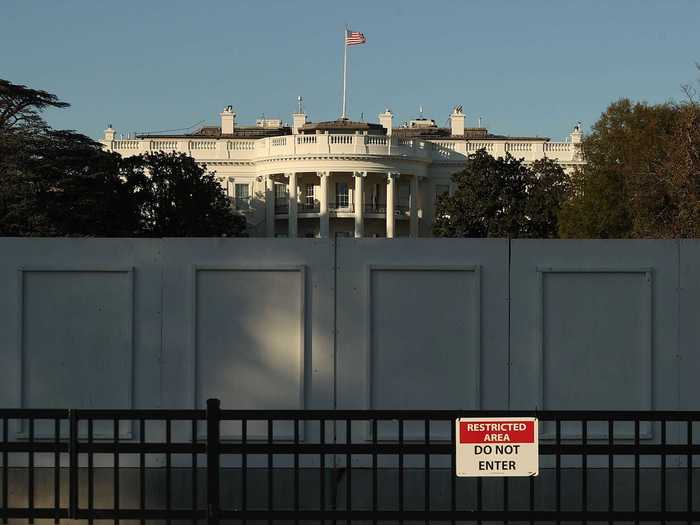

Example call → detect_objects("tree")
558 97 700 238
120 151 246 237
0 79 136 236
433 150 570 238
0 79 69 133
660 101 700 237
1 78 246 237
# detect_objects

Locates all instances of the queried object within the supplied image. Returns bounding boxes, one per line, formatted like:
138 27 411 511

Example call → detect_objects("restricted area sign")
455 417 538 477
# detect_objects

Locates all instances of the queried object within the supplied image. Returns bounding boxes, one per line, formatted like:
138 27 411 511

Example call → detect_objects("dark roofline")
392 126 550 142
299 119 386 134
137 125 290 139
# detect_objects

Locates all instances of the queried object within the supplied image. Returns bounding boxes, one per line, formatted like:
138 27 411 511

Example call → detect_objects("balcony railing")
328 201 354 212
299 202 320 213
106 133 583 165
365 202 387 214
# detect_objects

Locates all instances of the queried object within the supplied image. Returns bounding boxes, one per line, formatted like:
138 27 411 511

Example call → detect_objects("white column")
288 172 298 238
265 175 275 237
386 172 397 238
354 172 366 238
409 174 419 237
319 171 329 238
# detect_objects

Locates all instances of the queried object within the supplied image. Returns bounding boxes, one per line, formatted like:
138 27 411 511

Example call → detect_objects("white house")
102 105 584 238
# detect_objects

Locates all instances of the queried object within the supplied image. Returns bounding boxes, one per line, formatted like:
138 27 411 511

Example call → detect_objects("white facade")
102 106 584 237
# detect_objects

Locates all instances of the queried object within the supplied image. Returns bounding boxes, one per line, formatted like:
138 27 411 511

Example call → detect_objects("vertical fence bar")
53 417 60 524
372 418 378 525
28 417 34 525
320 418 325 523
346 418 352 515
241 418 247 525
661 420 666 525
166 418 172 525
503 476 508 525
634 418 640 525
267 417 273 525
582 419 587 525
424 418 429 525
191 418 198 525
476 478 483 525
206 399 220 525
68 410 77 520
450 420 456 525
529 471 534 525
398 418 404 525
139 419 145 525
608 417 614 525
688 420 693 525
555 418 561 525
88 419 93 525
1 417 7 525
113 417 119 525
294 419 299 525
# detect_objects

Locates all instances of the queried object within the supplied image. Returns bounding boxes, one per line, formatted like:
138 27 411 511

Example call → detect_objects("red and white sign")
455 417 538 477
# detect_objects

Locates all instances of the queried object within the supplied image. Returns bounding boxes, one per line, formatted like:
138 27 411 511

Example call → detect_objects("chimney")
292 96 307 134
570 121 583 144
220 105 236 135
103 124 116 142
450 105 465 136
378 109 393 136
292 112 307 134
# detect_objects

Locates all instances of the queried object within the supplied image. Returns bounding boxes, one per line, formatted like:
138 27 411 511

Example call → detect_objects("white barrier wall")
0 238 698 413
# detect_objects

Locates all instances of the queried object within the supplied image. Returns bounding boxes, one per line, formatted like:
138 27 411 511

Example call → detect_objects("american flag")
345 30 366 46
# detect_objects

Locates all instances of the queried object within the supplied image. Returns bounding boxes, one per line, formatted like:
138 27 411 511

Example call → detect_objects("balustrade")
227 140 256 150
106 134 580 164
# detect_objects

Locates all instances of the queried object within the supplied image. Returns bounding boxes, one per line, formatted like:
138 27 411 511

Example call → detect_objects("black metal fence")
1 400 699 524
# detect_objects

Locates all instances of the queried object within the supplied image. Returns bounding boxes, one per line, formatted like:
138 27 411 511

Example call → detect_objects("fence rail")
1 401 699 524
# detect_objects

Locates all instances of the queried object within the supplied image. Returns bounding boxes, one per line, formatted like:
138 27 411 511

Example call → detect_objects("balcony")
105 133 584 167
299 202 320 213
364 202 386 214
328 201 354 213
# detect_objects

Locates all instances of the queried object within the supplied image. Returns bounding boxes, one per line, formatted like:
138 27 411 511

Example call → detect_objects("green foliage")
119 152 246 237
0 79 246 237
559 98 700 238
433 150 570 238
0 79 69 133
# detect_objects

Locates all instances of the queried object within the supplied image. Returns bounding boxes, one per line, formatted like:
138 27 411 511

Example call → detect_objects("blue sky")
2 0 699 141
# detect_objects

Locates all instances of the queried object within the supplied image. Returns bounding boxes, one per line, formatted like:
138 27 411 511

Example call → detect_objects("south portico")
101 105 584 238
261 170 422 238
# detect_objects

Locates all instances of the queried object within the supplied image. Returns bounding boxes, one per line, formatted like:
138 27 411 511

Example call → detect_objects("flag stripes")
345 30 366 46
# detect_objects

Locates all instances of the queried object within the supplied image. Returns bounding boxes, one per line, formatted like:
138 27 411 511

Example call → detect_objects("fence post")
68 410 77 519
206 399 221 525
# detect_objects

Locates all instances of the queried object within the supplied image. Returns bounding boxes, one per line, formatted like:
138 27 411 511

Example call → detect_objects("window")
304 184 316 210
367 183 382 211
336 182 349 208
235 183 250 210
398 183 410 210
274 183 287 200
274 183 288 213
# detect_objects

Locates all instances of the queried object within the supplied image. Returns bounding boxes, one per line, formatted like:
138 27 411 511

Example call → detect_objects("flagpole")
341 26 348 119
